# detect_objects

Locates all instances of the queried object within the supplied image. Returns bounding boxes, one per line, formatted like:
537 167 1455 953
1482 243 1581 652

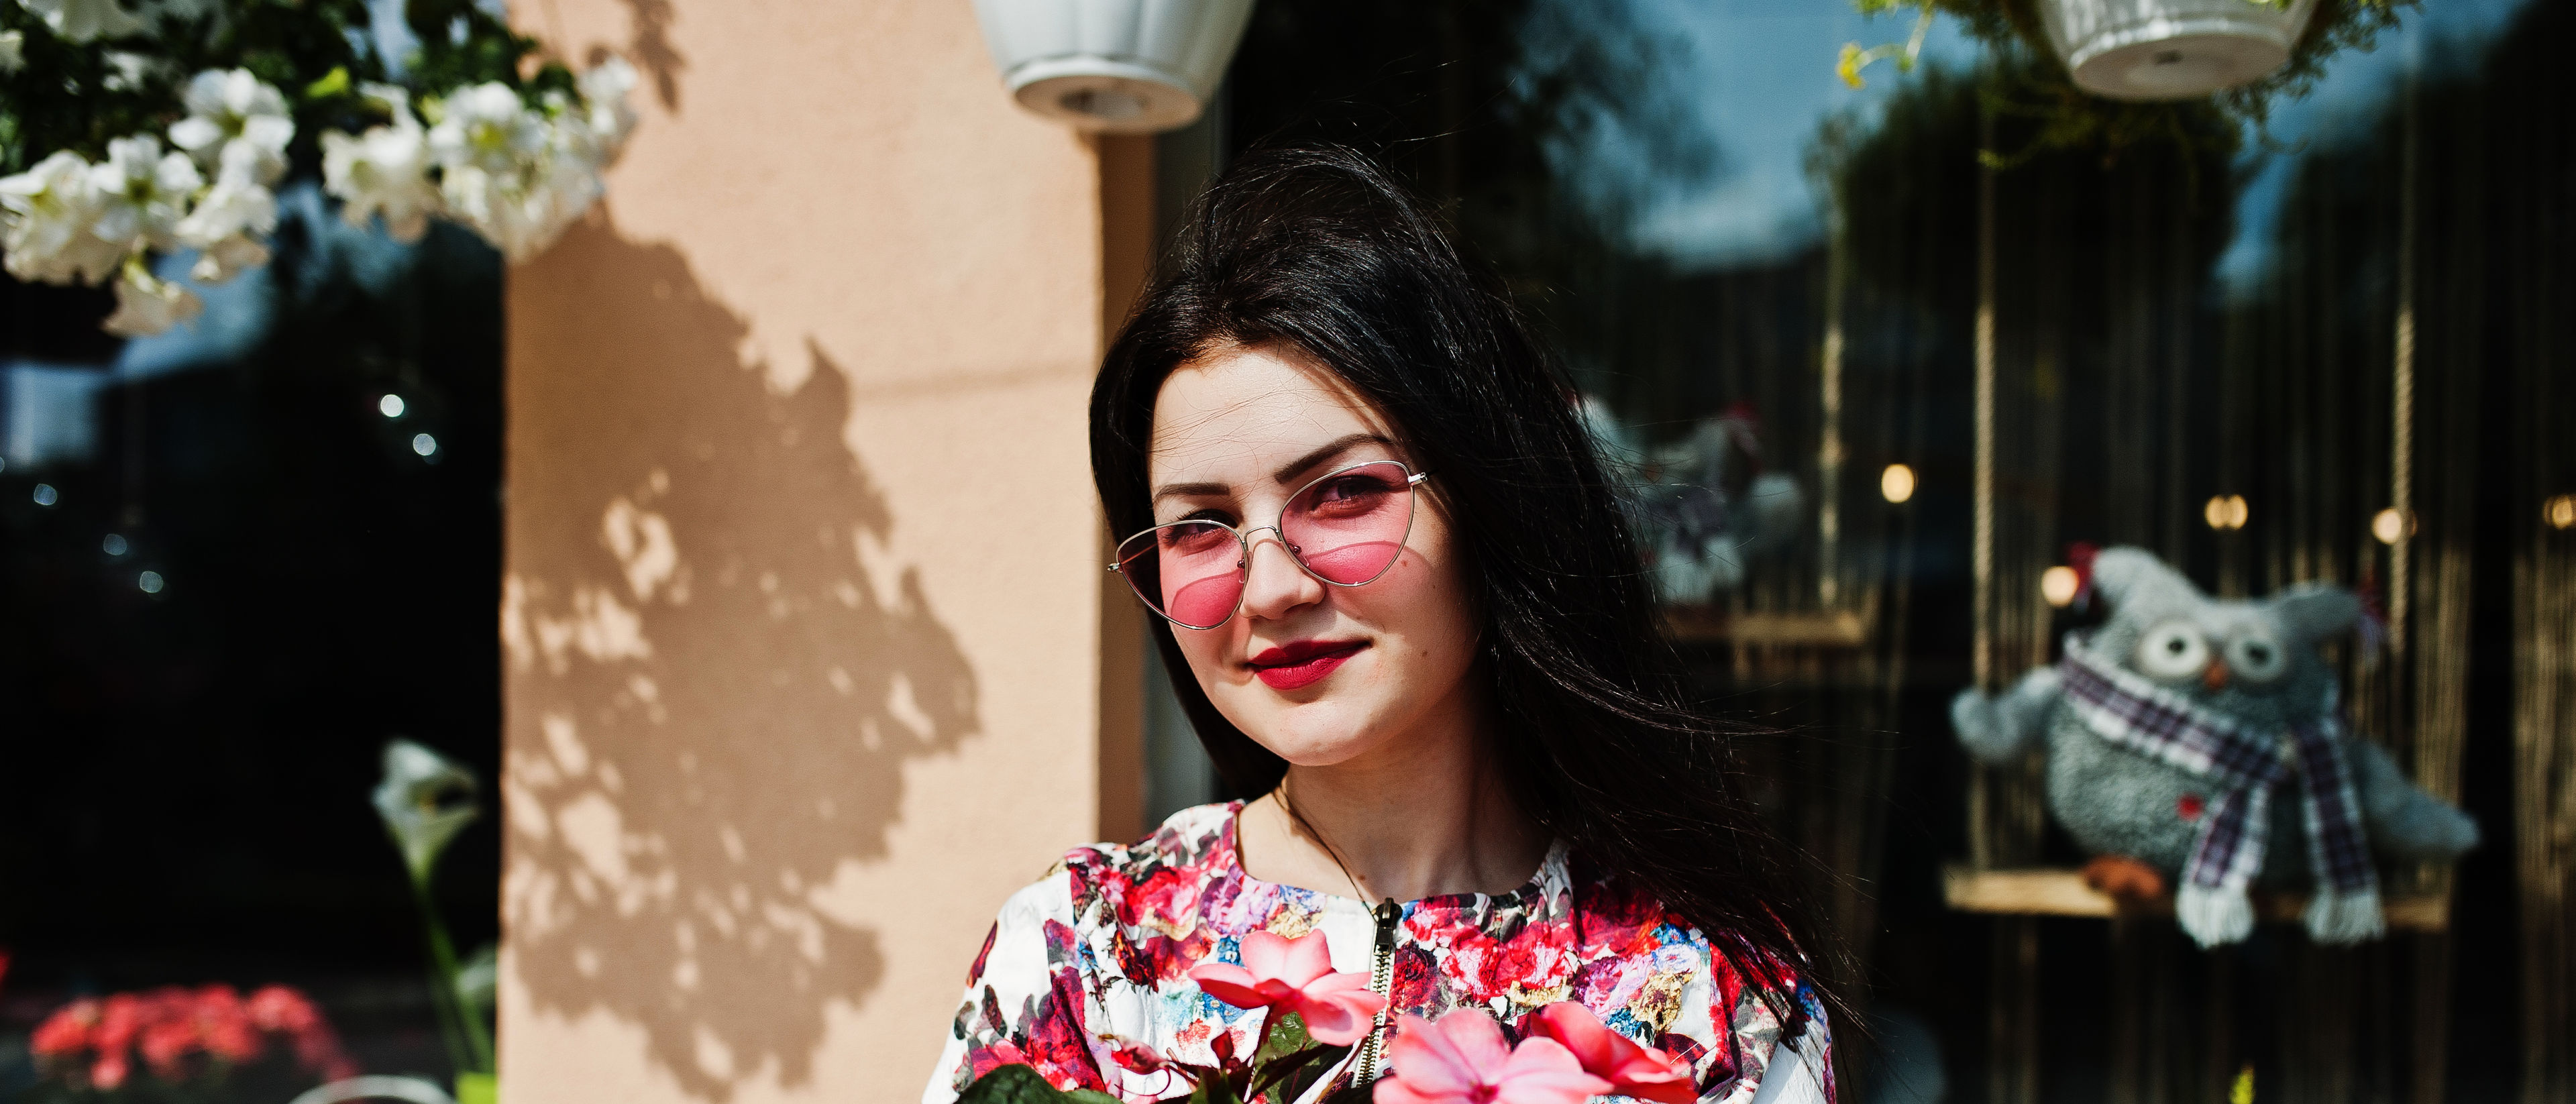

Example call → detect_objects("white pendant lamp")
973 0 1257 134
2037 0 2320 101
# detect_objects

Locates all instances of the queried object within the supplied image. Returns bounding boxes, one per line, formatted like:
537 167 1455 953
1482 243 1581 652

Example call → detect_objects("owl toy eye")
2226 632 2290 683
2135 622 2211 681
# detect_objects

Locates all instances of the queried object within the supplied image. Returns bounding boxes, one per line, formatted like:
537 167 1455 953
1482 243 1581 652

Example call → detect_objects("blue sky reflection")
1525 0 1980 271
1530 0 2533 283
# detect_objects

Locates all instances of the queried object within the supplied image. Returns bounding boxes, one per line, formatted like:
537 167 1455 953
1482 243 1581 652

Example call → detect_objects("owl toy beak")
2203 659 2232 690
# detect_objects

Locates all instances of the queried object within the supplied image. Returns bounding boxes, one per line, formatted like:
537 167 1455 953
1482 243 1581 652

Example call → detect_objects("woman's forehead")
1148 345 1397 486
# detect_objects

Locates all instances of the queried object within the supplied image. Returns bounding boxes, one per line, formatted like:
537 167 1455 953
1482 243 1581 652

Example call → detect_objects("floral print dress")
923 803 1833 1104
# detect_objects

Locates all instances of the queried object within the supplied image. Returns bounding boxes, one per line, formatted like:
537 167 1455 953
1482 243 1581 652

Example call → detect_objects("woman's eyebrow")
1151 480 1230 504
1271 433 1391 484
1150 433 1393 504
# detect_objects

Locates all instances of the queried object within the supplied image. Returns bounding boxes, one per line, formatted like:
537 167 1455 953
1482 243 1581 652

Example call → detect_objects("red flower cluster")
28 983 359 1091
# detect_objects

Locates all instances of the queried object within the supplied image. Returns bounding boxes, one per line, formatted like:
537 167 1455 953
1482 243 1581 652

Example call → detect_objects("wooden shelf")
1660 607 1869 647
1943 865 2451 932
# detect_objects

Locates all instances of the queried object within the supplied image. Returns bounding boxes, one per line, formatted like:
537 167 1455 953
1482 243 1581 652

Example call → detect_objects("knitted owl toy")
1949 547 2479 948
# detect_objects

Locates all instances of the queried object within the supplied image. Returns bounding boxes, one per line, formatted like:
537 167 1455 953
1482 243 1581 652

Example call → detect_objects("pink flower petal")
1525 1001 1690 1103
1188 962 1273 1009
1273 929 1336 987
1285 993 1368 1047
1491 1038 1612 1104
1290 973 1389 1045
1236 930 1293 980
1525 1003 1624 1074
1373 1073 1457 1104
1386 1012 1508 1097
1609 1064 1697 1104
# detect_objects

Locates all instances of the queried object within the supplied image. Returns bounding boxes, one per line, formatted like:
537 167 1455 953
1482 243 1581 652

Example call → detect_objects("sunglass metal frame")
1108 459 1433 630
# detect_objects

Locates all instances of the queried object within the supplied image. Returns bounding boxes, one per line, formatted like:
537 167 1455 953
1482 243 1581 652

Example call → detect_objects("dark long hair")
1089 144 1841 1036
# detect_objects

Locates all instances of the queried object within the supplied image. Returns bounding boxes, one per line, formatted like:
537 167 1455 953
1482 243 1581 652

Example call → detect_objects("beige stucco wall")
498 3 1144 1101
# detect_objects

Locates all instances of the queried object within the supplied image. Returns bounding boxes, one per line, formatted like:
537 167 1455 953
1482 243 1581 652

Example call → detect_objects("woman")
924 145 1839 1104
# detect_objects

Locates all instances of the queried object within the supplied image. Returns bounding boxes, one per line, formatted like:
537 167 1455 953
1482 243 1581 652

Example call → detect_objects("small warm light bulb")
2040 565 2081 608
2547 495 2576 531
380 394 407 418
2205 494 2248 531
1880 463 1917 504
2373 508 2407 545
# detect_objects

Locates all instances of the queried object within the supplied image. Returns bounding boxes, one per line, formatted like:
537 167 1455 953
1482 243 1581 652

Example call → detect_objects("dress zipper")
1352 898 1401 1085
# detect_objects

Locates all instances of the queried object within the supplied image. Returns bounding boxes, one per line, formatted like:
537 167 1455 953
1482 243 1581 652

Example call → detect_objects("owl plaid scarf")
2057 635 2384 946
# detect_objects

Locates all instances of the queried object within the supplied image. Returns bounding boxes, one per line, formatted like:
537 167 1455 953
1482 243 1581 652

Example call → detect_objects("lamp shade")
973 0 1256 134
2037 0 2319 101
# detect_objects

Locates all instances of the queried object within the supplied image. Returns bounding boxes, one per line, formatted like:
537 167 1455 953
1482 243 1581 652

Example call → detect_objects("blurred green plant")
372 738 495 1091
1837 0 2413 164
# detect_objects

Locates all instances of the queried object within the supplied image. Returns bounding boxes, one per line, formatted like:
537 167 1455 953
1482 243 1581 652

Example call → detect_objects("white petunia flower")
101 49 163 91
101 263 201 336
187 230 268 283
402 63 637 262
426 82 548 176
174 143 276 283
168 68 294 184
0 30 25 74
87 133 199 253
433 164 536 260
17 0 147 42
321 85 441 242
424 84 578 261
575 56 640 161
0 150 123 284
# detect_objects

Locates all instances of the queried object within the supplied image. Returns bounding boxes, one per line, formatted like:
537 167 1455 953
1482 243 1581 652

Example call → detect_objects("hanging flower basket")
972 0 1255 134
2036 0 2320 101
0 1 638 337
1836 0 2407 161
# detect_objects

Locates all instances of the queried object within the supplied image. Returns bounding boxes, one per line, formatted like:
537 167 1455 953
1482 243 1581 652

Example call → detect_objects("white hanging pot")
2036 0 2320 101
973 0 1256 134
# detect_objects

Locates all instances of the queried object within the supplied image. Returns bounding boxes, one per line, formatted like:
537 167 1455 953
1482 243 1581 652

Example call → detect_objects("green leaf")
1248 1013 1352 1104
1254 1011 1320 1066
1066 1091 1127 1104
1252 1048 1350 1104
305 65 350 99
1189 1070 1244 1104
958 1064 1082 1104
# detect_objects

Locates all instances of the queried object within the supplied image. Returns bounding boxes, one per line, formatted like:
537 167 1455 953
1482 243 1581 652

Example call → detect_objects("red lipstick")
1248 639 1368 690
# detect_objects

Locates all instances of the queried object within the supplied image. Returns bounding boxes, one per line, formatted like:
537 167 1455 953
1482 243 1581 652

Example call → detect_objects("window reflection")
1220 0 2561 1095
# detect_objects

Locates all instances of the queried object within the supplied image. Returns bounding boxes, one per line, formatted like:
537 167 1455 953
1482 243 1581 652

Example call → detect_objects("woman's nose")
1238 529 1323 622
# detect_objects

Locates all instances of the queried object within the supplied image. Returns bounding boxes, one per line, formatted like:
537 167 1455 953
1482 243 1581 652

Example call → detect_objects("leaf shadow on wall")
500 216 979 1100
609 0 685 111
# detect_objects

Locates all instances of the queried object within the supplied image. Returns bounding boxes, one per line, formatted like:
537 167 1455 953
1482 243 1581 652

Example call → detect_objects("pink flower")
1521 1003 1695 1104
1187 930 1388 1047
194 985 260 1064
30 999 97 1058
91 1050 131 1091
246 985 320 1034
1373 1011 1611 1104
140 1018 199 1079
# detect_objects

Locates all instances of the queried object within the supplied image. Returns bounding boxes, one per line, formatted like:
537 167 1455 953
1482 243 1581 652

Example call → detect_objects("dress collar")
1215 799 1572 916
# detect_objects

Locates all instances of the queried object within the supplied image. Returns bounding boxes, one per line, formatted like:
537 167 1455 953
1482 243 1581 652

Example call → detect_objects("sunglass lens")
1118 521 1243 628
1281 462 1414 586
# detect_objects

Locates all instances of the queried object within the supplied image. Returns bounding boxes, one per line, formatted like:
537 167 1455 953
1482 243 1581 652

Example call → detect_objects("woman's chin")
1232 704 1391 769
